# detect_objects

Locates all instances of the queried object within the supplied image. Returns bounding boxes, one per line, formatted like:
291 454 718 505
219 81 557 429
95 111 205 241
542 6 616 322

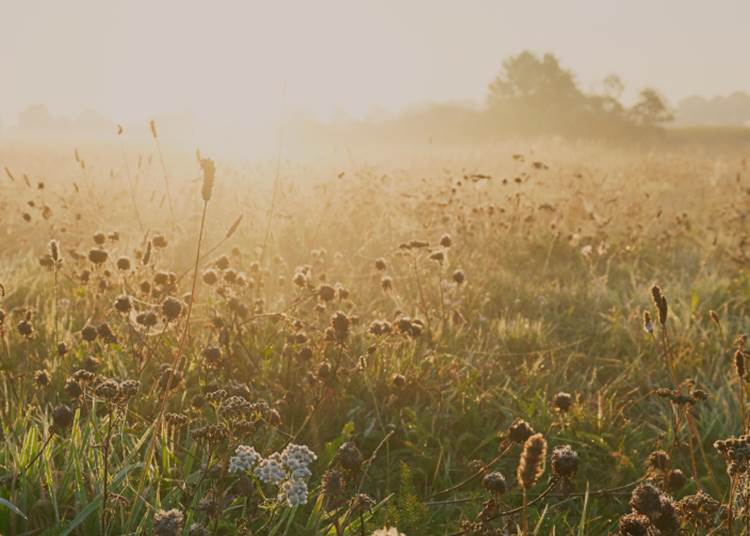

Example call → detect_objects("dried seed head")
440 233 452 248
650 285 668 325
646 450 671 472
116 257 131 271
374 258 387 271
666 468 686 492
508 418 535 444
49 239 60 263
482 471 506 495
114 295 132 314
452 269 466 285
331 311 350 340
318 284 336 302
618 512 652 536
200 158 215 202
552 392 573 412
88 248 108 265
153 508 183 536
202 269 218 285
34 369 50 387
630 482 663 518
64 377 82 398
161 296 184 321
381 276 393 291
80 324 98 342
52 404 74 431
336 441 363 472
550 444 578 480
95 378 120 400
17 319 33 337
517 433 547 490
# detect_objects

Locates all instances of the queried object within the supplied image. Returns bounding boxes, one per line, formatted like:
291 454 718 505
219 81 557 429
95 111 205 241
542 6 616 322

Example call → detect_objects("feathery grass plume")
142 240 152 266
200 157 216 202
225 214 243 239
48 240 60 263
735 349 745 380
149 119 158 139
4 166 15 181
517 433 547 490
650 285 668 325
709 309 720 327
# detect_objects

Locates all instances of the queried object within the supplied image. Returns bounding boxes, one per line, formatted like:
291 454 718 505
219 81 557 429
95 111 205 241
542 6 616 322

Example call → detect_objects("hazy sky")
2 0 749 128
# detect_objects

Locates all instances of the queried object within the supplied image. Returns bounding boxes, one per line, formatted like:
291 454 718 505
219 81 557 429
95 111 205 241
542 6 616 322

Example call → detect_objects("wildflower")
279 478 309 506
228 445 261 474
255 454 286 484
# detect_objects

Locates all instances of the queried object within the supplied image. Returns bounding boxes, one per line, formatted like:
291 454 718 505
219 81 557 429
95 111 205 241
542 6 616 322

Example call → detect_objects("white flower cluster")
254 453 286 485
228 445 261 474
229 442 317 507
278 478 309 507
276 443 317 506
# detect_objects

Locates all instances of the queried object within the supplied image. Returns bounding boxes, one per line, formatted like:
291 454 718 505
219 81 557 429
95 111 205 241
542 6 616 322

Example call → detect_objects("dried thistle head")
646 450 671 473
550 444 578 480
153 508 183 536
336 441 363 472
482 471 506 495
552 392 573 412
618 512 652 535
508 418 535 444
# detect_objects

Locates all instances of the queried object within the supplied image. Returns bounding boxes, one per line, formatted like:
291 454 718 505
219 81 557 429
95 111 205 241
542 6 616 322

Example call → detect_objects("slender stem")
131 200 209 528
427 444 512 499
521 491 529 536
153 137 176 227
101 406 116 535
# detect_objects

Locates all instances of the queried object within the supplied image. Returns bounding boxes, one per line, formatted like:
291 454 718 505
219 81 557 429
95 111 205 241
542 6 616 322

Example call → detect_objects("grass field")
0 137 749 534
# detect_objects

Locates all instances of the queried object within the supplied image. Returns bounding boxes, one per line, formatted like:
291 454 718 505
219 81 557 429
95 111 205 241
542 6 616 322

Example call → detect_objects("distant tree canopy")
486 51 672 136
292 50 675 146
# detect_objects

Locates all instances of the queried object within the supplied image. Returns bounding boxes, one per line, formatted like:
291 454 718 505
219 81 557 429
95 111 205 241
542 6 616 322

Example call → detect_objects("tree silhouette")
629 89 673 126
